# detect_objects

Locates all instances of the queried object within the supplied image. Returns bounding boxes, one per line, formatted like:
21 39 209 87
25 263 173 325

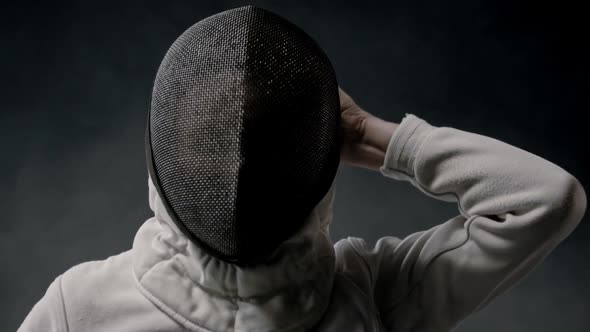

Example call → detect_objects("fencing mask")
146 5 341 266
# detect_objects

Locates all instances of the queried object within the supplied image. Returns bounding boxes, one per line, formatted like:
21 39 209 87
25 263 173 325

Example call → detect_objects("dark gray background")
2 0 588 331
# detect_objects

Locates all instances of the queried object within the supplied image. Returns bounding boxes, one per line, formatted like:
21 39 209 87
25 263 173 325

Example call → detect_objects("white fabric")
18 113 586 332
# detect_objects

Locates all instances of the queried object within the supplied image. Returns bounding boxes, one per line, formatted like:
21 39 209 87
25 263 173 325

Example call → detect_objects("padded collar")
131 177 337 331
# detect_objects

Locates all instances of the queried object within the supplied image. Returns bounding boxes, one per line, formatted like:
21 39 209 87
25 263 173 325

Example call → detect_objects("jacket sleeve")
348 113 587 331
18 275 68 332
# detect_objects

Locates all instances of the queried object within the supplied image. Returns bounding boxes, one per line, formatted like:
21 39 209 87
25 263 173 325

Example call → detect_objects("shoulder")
61 249 137 294
61 250 134 293
18 251 137 332
59 250 148 324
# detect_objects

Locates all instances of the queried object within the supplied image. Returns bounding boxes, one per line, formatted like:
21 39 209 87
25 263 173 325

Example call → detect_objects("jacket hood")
131 176 337 331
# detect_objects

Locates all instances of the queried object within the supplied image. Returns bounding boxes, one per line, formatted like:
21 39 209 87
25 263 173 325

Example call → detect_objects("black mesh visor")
146 5 340 266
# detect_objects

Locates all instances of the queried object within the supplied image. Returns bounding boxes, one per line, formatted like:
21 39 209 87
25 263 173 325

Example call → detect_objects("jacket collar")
131 176 337 331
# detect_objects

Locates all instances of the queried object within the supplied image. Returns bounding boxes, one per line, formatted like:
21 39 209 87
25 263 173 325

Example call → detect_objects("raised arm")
337 88 587 331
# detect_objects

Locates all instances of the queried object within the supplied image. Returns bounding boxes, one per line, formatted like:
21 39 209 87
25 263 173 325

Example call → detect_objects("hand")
338 87 399 171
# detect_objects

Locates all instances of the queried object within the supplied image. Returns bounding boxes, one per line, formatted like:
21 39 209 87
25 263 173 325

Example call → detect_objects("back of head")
146 5 340 266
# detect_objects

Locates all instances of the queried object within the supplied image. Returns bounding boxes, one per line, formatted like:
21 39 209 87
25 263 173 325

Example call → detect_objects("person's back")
18 6 587 332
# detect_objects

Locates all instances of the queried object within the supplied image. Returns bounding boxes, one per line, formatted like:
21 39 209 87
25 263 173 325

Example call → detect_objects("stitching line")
381 214 479 315
58 275 70 332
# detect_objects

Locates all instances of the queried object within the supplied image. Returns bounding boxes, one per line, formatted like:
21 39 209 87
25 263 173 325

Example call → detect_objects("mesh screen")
147 5 340 265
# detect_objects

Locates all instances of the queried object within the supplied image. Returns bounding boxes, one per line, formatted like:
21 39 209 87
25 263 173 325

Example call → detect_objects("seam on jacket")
57 275 70 332
380 123 479 318
381 214 479 316
132 268 214 332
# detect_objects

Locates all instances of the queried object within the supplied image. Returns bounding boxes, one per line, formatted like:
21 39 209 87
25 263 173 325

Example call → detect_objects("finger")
338 86 355 109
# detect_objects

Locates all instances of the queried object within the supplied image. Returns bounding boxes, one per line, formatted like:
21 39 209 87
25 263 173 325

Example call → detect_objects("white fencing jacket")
19 113 587 332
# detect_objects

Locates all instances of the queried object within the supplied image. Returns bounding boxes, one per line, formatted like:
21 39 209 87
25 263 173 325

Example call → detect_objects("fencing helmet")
146 5 341 266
